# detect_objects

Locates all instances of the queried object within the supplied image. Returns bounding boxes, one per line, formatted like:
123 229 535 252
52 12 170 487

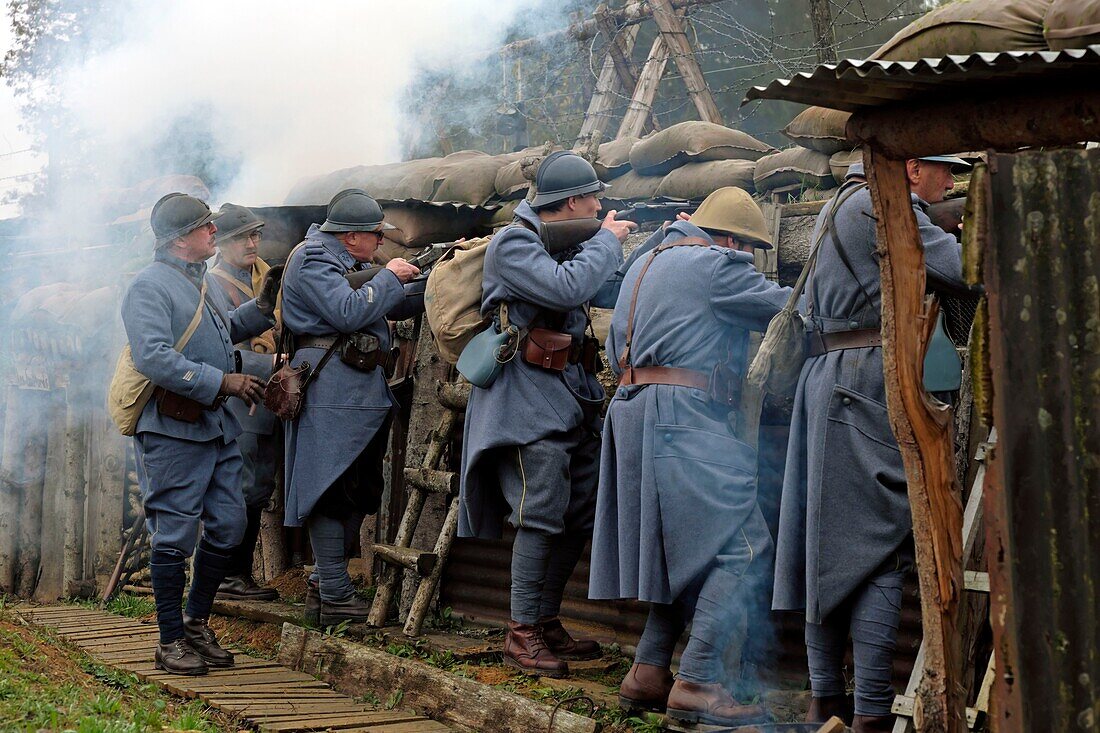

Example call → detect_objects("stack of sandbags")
871 0 1100 59
753 147 836 193
655 160 757 199
829 149 863 182
629 121 774 176
594 136 638 181
430 150 513 206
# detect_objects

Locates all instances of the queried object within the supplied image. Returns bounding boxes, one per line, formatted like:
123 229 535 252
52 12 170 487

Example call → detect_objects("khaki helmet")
691 187 772 249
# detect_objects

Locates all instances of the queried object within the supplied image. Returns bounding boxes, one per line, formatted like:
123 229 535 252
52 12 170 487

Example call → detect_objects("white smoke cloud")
57 0 550 205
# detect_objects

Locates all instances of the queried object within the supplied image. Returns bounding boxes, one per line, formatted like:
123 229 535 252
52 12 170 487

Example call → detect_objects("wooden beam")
594 4 639 96
808 0 837 64
617 33 672 138
647 0 723 124
863 148 965 733
575 23 641 148
847 86 1100 160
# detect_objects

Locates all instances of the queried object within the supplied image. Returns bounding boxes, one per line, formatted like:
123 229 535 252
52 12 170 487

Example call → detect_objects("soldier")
589 187 790 726
773 156 968 732
281 189 423 625
122 193 279 674
206 204 280 602
458 151 636 677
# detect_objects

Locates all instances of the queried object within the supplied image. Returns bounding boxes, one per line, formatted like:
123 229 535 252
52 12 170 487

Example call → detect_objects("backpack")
424 237 493 364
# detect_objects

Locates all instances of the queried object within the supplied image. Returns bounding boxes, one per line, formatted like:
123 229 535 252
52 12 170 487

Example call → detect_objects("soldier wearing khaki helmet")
589 187 792 727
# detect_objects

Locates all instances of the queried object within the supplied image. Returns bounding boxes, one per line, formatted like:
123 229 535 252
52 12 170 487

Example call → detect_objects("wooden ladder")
367 381 469 637
892 428 997 732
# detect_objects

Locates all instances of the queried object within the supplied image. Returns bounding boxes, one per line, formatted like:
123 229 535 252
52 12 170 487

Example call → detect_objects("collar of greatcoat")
155 248 208 285
513 199 540 231
305 222 359 271
846 161 932 211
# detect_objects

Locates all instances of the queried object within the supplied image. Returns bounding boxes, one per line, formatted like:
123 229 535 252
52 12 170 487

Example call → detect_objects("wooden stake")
0 386 24 592
575 23 641 148
647 0 723 124
403 495 460 637
617 33 672 139
864 148 965 733
62 396 88 596
22 390 54 599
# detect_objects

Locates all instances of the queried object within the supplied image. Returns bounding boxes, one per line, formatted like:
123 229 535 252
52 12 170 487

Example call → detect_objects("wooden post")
808 0 837 64
647 0 723 124
575 23 641 148
61 394 88 596
863 148 965 733
0 385 25 592
594 4 639 96
34 390 66 600
87 409 126 589
617 32 672 139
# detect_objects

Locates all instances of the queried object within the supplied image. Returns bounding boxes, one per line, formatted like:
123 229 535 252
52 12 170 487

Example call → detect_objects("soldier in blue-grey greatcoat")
773 157 968 732
280 189 423 625
590 187 790 727
122 193 279 675
205 204 281 602
458 151 636 677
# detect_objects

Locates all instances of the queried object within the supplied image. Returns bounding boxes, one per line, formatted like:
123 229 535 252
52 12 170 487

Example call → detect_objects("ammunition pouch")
707 362 743 408
153 387 223 423
339 332 388 373
522 328 573 371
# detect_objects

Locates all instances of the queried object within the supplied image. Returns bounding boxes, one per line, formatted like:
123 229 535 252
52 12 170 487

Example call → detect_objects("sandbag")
753 148 835 193
829 149 863 183
432 151 510 205
1044 0 1100 48
872 0 1051 60
381 203 494 248
629 121 774 176
605 169 664 199
424 237 494 364
655 159 756 200
783 107 853 155
594 136 638 181
494 159 529 199
390 158 444 201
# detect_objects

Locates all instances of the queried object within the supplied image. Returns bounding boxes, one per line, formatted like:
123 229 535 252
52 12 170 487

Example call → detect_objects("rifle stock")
344 242 452 290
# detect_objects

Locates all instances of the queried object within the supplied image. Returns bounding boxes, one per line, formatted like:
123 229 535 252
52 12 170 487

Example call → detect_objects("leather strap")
619 365 710 390
807 327 882 357
618 236 712 371
296 334 341 350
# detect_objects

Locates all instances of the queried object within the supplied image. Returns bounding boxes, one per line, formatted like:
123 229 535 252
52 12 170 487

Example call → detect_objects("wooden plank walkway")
15 605 451 733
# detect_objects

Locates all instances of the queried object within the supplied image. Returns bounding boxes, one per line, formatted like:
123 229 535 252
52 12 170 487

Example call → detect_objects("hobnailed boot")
182 616 234 668
503 621 569 678
539 617 601 661
303 579 320 626
154 638 209 676
319 593 371 625
217 574 278 602
618 662 674 713
806 693 854 725
666 679 768 727
853 714 897 732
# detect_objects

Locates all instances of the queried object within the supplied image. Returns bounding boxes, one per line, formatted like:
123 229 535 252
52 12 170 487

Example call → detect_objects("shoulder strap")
825 182 876 314
210 265 251 303
802 181 867 316
618 236 711 370
176 280 207 352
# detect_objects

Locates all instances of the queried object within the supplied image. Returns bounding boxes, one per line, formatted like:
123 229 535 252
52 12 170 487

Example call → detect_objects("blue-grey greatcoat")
458 200 624 540
588 222 791 604
122 250 273 554
773 165 965 623
280 224 424 527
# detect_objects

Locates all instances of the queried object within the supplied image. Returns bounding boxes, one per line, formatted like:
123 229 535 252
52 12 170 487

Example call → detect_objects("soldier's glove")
219 373 265 406
255 265 284 317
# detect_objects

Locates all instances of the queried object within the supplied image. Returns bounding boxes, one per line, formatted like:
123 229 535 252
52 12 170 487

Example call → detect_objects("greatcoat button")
848 320 859 329
842 397 852 406
664 432 673 442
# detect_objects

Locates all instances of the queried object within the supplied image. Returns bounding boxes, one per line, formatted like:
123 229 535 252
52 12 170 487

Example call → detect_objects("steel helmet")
530 151 607 208
151 192 221 247
919 155 971 169
319 189 396 233
690 187 772 249
215 203 264 242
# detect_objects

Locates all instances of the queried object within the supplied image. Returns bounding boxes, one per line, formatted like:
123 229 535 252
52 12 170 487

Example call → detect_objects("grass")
0 598 230 732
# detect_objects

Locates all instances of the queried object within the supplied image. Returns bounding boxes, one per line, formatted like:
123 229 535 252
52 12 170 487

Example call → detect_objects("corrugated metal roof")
743 45 1100 112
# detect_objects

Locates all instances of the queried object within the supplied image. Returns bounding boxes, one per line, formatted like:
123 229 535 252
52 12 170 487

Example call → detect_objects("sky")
0 19 43 220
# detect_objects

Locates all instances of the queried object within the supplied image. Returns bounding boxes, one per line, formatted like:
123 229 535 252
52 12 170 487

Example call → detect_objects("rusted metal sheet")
984 148 1100 731
743 47 1100 112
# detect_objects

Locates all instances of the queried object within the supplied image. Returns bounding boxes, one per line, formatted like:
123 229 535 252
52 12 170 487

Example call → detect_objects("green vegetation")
0 600 228 732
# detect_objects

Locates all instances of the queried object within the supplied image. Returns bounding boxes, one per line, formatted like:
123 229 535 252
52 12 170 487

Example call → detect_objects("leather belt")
807 328 882 357
296 334 340 350
619 365 710 391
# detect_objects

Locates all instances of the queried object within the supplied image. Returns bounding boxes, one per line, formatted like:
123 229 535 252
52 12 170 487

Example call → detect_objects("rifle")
344 242 453 290
539 205 687 254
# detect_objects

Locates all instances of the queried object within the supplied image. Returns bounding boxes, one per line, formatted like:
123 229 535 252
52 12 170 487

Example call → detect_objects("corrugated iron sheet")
742 45 1100 111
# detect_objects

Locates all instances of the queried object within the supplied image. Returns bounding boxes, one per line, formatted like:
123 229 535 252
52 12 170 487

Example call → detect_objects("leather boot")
503 621 569 678
217 574 278 602
806 693 855 725
539 617 601 661
666 679 768 727
182 616 234 668
319 593 370 625
303 579 321 626
617 662 674 713
154 638 209 676
853 714 897 732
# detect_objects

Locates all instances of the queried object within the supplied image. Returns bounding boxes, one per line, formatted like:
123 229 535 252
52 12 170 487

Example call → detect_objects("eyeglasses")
247 230 262 242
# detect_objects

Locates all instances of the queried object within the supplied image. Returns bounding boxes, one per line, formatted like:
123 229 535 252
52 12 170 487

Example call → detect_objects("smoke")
53 0 553 205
